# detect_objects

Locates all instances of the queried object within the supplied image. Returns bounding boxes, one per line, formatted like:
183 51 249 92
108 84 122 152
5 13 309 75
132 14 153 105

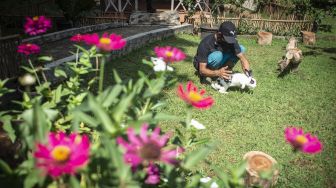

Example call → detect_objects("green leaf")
74 44 89 54
69 176 81 188
143 78 165 98
88 94 118 134
73 111 99 127
111 92 135 123
101 85 123 108
232 161 247 178
153 113 181 121
183 143 215 169
38 56 53 62
0 159 12 174
142 58 153 67
24 170 39 188
54 68 67 78
213 166 230 188
2 115 16 143
113 69 122 84
21 66 35 73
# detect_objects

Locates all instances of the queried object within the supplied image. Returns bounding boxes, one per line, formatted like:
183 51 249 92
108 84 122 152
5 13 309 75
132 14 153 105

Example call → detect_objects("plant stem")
98 56 106 94
28 59 41 86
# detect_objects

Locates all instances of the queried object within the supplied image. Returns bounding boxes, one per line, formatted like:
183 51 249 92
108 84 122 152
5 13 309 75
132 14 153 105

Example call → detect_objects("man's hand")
217 66 232 80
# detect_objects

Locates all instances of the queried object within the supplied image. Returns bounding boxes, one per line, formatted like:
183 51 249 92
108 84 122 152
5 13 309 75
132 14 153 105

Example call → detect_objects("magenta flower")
70 34 84 42
24 16 51 36
34 132 90 178
145 164 160 184
82 33 126 52
117 124 184 169
17 43 40 55
177 81 214 109
285 127 323 154
154 46 186 63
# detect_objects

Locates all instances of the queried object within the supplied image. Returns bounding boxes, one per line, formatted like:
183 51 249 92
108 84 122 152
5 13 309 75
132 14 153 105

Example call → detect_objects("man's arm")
199 63 232 79
237 53 251 75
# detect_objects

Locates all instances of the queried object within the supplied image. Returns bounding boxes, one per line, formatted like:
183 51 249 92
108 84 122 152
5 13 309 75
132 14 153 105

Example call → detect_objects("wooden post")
244 151 279 188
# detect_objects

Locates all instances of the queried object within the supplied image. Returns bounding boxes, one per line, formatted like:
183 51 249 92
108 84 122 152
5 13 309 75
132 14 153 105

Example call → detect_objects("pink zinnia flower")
82 33 126 52
17 43 40 55
285 127 323 154
145 164 160 185
177 81 214 109
154 46 186 63
70 34 84 42
24 16 52 36
34 132 90 178
117 124 184 169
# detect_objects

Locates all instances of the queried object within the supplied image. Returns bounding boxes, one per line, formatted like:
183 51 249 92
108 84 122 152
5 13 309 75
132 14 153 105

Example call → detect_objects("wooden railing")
0 35 21 79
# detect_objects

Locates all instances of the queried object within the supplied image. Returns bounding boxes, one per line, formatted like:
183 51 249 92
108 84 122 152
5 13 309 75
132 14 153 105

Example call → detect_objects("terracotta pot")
243 151 279 188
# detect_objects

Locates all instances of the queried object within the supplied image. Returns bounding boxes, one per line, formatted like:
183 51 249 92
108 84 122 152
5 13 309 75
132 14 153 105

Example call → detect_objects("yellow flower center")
295 135 308 145
51 145 71 163
99 37 111 45
165 51 173 57
188 91 202 102
33 16 39 21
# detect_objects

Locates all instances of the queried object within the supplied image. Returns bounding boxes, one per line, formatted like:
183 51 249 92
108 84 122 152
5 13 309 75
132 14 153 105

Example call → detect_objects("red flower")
154 46 186 63
82 33 126 52
285 127 323 154
17 43 40 55
34 132 90 178
70 34 84 42
24 16 51 36
177 81 214 109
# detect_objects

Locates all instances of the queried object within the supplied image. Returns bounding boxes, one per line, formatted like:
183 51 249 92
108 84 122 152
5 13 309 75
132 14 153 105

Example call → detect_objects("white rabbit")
150 57 174 72
211 73 256 94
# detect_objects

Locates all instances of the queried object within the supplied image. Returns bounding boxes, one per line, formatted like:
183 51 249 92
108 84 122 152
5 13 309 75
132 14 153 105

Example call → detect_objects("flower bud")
19 73 36 86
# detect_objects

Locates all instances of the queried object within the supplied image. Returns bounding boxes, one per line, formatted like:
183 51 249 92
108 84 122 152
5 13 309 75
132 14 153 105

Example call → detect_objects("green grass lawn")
104 29 336 187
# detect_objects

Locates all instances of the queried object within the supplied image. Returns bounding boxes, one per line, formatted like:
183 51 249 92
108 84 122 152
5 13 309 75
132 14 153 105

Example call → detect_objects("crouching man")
193 21 253 84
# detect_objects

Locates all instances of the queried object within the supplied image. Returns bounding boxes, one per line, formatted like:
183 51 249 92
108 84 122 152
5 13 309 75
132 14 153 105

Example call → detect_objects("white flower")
200 177 219 188
151 57 174 72
190 119 206 130
200 177 212 183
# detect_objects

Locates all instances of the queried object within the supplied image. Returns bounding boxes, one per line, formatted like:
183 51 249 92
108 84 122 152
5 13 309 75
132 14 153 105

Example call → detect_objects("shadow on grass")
318 24 332 32
103 35 198 86
304 46 336 55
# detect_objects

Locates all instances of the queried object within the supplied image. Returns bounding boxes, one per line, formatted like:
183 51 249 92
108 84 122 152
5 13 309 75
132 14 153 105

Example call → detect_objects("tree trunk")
243 151 279 188
257 31 272 45
301 31 316 45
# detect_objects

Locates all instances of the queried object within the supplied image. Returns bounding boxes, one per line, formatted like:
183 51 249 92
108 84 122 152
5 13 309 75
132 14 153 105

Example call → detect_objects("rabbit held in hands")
211 73 257 94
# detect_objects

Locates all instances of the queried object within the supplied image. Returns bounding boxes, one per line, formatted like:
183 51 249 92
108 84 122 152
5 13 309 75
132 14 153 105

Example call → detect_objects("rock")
243 151 279 188
301 31 316 45
257 31 272 45
129 11 180 25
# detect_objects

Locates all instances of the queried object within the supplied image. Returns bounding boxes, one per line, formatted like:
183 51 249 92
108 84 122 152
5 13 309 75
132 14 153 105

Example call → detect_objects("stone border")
23 22 128 45
45 24 193 69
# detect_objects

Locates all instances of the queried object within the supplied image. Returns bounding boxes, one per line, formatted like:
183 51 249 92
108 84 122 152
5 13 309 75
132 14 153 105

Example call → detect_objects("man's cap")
218 21 237 44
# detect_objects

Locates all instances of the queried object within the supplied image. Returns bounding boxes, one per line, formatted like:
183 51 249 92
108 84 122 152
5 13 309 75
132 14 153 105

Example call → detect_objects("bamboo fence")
188 16 314 35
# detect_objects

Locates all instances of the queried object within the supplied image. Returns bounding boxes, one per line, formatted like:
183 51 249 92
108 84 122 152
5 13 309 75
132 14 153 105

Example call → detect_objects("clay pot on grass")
243 151 279 188
257 31 273 45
